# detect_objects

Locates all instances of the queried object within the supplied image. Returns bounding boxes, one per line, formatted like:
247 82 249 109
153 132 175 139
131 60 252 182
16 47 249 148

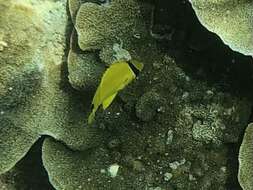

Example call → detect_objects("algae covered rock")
238 123 253 190
190 0 253 56
135 90 164 121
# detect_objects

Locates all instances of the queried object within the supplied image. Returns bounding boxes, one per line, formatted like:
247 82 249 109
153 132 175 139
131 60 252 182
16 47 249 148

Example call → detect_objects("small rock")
0 41 7 51
189 174 196 181
166 130 173 145
108 164 120 178
164 172 173 181
169 158 186 170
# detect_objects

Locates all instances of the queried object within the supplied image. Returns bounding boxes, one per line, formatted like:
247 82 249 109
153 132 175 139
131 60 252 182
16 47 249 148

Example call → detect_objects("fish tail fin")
88 111 95 124
88 106 97 125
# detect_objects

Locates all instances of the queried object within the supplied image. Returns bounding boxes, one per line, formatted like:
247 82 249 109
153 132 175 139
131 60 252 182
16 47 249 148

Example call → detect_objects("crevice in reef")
151 0 253 189
226 105 253 190
59 0 75 92
0 137 55 190
152 0 253 97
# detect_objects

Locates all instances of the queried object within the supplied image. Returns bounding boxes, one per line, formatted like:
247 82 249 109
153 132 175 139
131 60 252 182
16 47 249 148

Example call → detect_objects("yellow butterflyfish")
88 60 144 124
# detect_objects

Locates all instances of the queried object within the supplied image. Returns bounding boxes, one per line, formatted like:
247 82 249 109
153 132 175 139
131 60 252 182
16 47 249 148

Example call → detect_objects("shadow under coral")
0 137 54 190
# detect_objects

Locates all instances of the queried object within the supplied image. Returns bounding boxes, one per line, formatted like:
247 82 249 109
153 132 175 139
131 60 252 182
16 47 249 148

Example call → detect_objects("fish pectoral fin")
102 93 117 110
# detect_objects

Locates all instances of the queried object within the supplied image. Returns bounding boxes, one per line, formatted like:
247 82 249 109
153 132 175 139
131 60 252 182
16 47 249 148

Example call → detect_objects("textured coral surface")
239 123 253 190
0 0 101 174
190 0 253 56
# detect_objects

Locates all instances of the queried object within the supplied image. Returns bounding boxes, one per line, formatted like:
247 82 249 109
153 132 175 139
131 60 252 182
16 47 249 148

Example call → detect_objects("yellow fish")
88 60 144 124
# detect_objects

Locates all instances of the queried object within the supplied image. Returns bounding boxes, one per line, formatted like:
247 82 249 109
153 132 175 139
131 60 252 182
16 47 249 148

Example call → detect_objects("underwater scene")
0 0 253 189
